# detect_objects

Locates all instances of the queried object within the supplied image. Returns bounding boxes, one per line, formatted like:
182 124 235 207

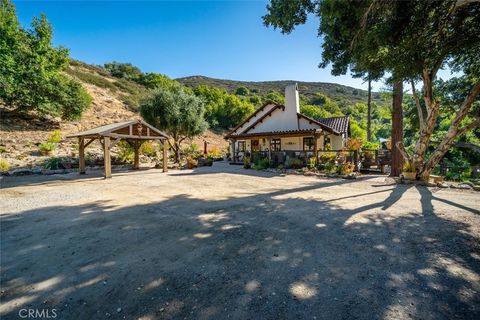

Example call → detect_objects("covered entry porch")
68 120 169 178
228 129 328 166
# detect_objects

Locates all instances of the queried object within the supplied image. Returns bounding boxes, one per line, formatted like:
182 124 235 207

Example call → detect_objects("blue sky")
14 1 451 92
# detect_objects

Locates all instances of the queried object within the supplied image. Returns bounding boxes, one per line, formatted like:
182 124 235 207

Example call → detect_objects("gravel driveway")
1 162 479 319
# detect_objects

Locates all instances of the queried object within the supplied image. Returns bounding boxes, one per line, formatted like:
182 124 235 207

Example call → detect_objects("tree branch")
457 117 480 137
395 141 411 162
411 79 424 132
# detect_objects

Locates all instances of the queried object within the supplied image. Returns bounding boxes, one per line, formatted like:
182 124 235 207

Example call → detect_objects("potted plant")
402 160 416 180
186 156 198 169
243 156 251 169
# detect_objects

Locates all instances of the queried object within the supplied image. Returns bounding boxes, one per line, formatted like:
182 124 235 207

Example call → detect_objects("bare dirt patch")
1 163 479 319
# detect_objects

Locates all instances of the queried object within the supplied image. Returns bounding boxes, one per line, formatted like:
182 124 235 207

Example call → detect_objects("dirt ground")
1 162 479 320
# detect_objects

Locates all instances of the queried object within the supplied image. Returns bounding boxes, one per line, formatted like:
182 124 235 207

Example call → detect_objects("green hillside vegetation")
0 1 91 120
177 75 386 105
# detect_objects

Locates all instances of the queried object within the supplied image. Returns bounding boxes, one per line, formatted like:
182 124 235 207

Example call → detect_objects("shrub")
362 141 381 150
287 158 303 169
140 141 158 158
319 152 336 164
338 162 355 174
0 159 10 172
43 157 78 170
47 130 62 143
207 146 224 159
0 146 7 153
243 156 251 169
39 143 56 154
346 138 362 150
323 162 336 173
117 141 134 162
182 143 201 159
254 158 272 170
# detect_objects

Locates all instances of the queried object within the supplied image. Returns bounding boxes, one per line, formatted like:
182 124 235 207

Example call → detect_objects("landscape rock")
456 183 473 190
9 168 33 176
437 182 449 188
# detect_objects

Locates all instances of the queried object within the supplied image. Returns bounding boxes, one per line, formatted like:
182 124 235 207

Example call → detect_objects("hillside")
0 63 228 170
177 75 385 106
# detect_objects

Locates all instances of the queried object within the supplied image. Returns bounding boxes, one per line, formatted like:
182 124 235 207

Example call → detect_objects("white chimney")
283 83 300 130
285 83 300 114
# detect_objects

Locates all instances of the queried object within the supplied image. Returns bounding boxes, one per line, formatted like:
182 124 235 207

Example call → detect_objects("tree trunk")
390 80 404 177
413 69 439 171
367 78 372 142
174 142 181 164
419 81 480 180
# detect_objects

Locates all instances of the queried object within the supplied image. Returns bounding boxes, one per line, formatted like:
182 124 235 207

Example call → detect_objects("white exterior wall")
330 134 344 150
298 117 320 130
230 103 277 135
281 137 302 151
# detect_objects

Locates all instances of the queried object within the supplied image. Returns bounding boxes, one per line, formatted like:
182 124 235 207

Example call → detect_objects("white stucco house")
225 83 350 164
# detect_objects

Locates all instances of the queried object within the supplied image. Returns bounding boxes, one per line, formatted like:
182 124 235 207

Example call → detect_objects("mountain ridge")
176 75 385 105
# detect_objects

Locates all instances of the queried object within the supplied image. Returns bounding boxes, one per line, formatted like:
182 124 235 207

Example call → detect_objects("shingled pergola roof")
68 120 170 178
68 120 169 140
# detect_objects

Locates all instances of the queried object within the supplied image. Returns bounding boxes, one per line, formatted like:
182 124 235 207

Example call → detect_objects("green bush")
43 157 77 170
0 159 10 172
0 146 7 153
117 141 134 162
287 158 303 169
47 130 62 143
140 141 158 158
254 158 272 170
362 141 381 150
322 162 336 173
39 143 56 153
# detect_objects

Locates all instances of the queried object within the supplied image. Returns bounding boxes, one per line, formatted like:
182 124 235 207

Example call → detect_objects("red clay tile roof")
316 116 350 135
297 113 338 134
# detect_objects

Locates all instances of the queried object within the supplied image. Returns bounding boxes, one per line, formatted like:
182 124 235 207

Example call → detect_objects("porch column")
162 140 168 173
133 140 140 170
267 137 272 161
230 139 236 162
313 133 319 165
79 137 86 174
103 136 112 179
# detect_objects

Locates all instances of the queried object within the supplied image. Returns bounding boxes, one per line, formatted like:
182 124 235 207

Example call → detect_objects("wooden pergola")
68 120 169 178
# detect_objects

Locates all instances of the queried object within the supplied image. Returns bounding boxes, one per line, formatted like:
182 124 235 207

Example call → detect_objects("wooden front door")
251 139 260 152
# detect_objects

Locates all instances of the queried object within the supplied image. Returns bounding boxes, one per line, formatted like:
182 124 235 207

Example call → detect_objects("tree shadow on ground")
1 179 479 319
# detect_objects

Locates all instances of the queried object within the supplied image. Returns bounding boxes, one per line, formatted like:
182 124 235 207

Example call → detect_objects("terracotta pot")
402 171 416 180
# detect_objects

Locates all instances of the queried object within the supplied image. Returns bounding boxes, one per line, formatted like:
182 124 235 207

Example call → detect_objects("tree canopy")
0 0 91 120
264 0 480 179
140 86 208 162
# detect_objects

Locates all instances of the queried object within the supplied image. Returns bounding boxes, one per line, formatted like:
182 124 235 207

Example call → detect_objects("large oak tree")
263 0 480 179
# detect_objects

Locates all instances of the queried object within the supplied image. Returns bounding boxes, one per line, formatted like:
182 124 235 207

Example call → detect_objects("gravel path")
1 162 479 319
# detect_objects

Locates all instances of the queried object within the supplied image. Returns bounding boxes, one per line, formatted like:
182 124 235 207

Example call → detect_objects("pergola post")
79 137 86 174
103 137 112 179
133 140 140 170
162 140 168 173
